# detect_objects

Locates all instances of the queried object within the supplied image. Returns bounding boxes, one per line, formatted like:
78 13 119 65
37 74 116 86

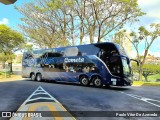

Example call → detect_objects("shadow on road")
24 79 131 91
105 86 130 91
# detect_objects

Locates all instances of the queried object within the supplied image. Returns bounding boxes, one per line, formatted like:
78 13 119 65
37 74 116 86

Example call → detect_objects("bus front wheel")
36 73 42 82
92 77 103 87
80 75 89 86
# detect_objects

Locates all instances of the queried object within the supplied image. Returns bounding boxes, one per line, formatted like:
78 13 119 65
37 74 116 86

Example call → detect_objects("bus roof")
32 42 118 52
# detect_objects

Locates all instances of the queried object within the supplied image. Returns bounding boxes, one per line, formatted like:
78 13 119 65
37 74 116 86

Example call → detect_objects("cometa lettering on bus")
64 58 84 63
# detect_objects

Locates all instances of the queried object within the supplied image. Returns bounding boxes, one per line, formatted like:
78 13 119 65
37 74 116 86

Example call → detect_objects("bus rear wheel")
92 76 103 87
31 73 36 81
36 73 42 82
80 75 89 86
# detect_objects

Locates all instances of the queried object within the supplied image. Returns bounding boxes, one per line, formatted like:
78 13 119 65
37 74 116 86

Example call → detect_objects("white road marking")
121 92 160 108
37 86 60 103
32 92 48 95
27 97 54 102
10 86 76 120
21 86 60 106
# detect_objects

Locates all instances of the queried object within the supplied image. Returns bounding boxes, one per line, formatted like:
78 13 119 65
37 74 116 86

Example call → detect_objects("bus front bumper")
111 77 133 86
123 77 133 86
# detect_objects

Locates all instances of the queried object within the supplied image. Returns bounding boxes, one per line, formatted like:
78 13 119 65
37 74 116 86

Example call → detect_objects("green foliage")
0 24 24 54
64 0 75 6
131 62 138 72
143 64 160 74
21 44 33 51
147 74 160 82
47 0 62 9
0 53 15 63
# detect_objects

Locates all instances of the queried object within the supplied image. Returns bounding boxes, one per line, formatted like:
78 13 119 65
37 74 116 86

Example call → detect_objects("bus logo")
64 57 84 63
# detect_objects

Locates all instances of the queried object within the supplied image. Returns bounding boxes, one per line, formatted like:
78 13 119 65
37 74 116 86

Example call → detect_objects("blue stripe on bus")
62 72 78 82
54 72 63 81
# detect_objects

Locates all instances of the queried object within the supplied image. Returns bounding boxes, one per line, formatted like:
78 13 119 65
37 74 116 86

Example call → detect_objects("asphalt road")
0 79 159 120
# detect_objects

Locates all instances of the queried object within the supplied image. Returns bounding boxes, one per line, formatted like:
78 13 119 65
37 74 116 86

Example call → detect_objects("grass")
0 72 5 78
146 74 160 82
0 71 12 79
128 72 160 86
133 73 160 86
0 75 23 82
0 71 22 82
133 73 160 82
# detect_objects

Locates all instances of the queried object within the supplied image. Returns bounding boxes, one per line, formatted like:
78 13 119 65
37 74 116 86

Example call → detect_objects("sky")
133 0 160 57
0 0 160 57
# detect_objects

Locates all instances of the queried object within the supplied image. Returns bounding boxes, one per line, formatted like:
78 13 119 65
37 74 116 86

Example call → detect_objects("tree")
86 0 145 43
112 30 126 50
142 64 160 82
74 0 87 44
21 44 33 52
16 0 72 48
16 0 144 47
0 24 24 72
114 23 160 80
0 53 15 69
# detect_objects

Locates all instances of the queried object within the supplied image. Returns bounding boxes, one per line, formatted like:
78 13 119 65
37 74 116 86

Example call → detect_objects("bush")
156 79 160 82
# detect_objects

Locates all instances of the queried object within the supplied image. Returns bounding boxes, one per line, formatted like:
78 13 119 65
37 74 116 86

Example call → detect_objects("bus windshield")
122 58 131 76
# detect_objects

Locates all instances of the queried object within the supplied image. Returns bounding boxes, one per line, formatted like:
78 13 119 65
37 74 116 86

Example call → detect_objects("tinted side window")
78 45 100 56
40 52 63 58
23 52 34 59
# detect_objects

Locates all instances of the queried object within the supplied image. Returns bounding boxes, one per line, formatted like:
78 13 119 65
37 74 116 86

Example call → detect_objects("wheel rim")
37 75 41 81
31 74 35 80
94 78 101 86
81 77 88 85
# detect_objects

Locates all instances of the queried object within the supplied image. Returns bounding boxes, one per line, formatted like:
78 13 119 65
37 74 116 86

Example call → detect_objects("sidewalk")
0 75 26 82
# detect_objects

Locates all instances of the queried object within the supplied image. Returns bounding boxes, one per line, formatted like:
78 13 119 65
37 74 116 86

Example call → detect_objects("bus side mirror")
130 59 139 66
127 58 130 64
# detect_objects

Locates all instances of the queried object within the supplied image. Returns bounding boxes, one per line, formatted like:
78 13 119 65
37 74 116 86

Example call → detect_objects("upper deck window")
41 52 63 58
64 47 79 56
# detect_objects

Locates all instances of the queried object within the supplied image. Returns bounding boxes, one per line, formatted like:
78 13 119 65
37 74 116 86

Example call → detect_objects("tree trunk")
63 14 67 46
71 32 74 46
80 20 84 45
138 64 143 81
71 17 74 46
138 49 148 81
8 62 13 73
80 29 83 45
89 27 93 43
97 25 102 43
144 76 148 82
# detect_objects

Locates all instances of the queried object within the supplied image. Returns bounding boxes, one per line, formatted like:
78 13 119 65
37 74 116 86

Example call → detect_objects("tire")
36 73 42 82
80 75 89 86
92 76 103 87
31 73 36 81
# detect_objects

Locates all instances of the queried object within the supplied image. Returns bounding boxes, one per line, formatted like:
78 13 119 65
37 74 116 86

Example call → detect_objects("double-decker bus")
22 42 135 87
